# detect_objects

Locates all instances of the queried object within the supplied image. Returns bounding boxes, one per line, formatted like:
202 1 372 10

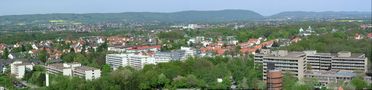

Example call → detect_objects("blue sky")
0 0 370 16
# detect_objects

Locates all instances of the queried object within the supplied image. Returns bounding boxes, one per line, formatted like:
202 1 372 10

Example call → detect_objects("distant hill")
1 10 370 25
0 10 264 25
270 11 371 20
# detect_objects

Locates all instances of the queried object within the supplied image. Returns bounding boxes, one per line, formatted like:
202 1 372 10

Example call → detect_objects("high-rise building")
304 50 368 72
255 49 368 80
255 50 307 80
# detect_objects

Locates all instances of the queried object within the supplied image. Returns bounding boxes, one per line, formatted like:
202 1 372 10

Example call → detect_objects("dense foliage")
19 56 264 90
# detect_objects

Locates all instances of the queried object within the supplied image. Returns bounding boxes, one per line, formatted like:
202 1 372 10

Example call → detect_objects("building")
299 26 314 37
106 54 155 70
10 61 34 79
46 63 101 80
255 50 307 80
153 47 194 63
304 50 333 70
304 51 368 72
304 70 371 85
255 49 368 80
266 63 283 90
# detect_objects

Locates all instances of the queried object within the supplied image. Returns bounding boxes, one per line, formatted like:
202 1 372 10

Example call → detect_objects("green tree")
351 76 368 89
2 48 9 59
157 73 170 88
38 49 48 63
102 64 112 75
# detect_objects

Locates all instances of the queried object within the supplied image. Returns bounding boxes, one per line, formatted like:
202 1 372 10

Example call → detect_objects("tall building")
304 50 368 72
106 54 155 70
304 50 333 70
255 50 307 80
255 49 368 80
10 61 34 79
46 63 101 80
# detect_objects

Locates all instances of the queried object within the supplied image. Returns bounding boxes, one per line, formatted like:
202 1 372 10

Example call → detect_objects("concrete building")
255 49 368 81
255 50 307 80
304 70 372 85
10 61 34 79
304 50 333 71
46 63 101 80
304 50 368 72
106 54 155 70
154 52 173 63
332 51 368 72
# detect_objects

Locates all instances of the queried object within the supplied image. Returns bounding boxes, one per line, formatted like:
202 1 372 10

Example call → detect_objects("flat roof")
75 66 99 71
332 53 365 58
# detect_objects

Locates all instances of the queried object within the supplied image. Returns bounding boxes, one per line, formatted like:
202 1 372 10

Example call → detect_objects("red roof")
367 33 372 38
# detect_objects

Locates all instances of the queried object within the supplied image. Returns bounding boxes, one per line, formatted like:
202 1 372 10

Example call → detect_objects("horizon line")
0 9 371 17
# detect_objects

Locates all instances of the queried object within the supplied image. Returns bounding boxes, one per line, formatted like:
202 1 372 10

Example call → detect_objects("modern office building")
10 61 34 79
106 54 155 69
304 70 372 85
303 50 332 70
304 50 368 72
255 50 307 80
255 49 368 81
46 63 101 80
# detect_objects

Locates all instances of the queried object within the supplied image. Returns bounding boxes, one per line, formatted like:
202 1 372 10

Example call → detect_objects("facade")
255 49 368 81
10 61 34 79
106 54 155 69
255 50 307 80
46 63 101 80
304 70 372 85
304 51 368 72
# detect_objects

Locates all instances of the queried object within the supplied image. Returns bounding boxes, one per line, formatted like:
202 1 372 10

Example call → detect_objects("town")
0 0 371 89
0 20 371 89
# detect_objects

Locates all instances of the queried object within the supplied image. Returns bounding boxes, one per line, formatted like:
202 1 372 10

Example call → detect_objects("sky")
0 0 370 16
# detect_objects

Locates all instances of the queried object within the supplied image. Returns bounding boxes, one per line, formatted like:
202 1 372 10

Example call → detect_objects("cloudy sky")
0 0 370 16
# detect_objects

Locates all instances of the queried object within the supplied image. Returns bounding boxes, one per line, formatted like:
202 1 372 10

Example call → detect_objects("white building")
106 54 155 70
107 46 127 53
10 61 33 79
46 63 101 80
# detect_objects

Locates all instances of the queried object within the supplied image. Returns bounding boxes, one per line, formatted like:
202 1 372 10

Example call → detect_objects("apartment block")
46 63 101 80
106 54 155 70
304 70 372 85
304 51 368 72
10 61 33 79
255 49 368 81
255 50 307 80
